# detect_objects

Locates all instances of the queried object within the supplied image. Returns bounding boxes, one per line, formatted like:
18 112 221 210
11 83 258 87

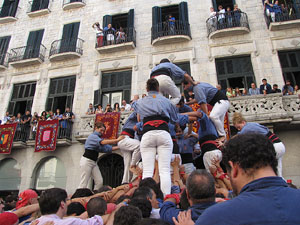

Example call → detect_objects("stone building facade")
0 0 299 194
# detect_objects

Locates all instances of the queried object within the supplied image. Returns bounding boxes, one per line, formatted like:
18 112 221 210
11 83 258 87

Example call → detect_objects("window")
46 76 76 113
174 62 191 93
94 70 132 108
30 0 49 12
8 82 36 116
278 50 300 86
34 157 67 190
0 158 21 191
24 29 44 59
0 0 19 18
215 56 255 90
0 36 10 65
212 0 235 11
60 22 80 53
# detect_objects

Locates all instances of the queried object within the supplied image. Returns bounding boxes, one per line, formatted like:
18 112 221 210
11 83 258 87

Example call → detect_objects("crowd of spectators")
0 134 299 225
1 107 75 140
264 0 295 23
217 79 299 99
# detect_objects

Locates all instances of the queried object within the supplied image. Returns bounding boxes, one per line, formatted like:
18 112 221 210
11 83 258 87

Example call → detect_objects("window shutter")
94 89 101 106
103 15 112 28
31 0 41 12
212 0 218 12
7 101 15 115
123 89 131 103
41 0 49 10
61 23 79 52
0 36 10 65
10 0 19 17
127 9 134 41
25 29 44 59
179 2 189 23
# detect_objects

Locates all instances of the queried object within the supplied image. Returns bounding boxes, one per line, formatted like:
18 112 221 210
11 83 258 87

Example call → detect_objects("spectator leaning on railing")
282 80 294 95
248 83 260 95
260 78 272 94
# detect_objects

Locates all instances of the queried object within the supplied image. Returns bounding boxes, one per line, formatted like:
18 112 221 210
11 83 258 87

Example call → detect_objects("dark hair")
71 188 93 199
116 195 131 204
94 121 106 130
223 134 278 175
67 202 86 216
186 170 215 203
132 187 153 200
87 197 107 217
146 78 159 92
129 198 152 218
97 185 112 193
160 58 170 64
135 218 169 225
114 102 120 109
139 178 164 200
179 189 190 210
262 78 267 81
113 205 143 225
39 188 67 215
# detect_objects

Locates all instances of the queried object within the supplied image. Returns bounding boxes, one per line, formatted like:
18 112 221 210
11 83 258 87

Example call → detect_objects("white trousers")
118 136 141 184
203 150 222 173
154 75 181 105
140 130 173 195
210 100 230 137
78 156 103 190
274 142 285 177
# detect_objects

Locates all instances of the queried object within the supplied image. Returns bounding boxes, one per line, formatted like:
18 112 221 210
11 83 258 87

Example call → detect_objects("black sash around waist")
83 149 99 162
121 128 135 138
199 135 219 155
209 90 228 106
150 68 171 78
142 115 170 135
172 136 179 154
266 131 281 143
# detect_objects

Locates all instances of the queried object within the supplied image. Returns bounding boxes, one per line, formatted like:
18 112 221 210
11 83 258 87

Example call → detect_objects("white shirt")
218 9 225 19
34 214 103 225
121 104 131 111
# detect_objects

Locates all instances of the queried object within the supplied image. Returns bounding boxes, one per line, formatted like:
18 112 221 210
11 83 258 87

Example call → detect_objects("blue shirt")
169 17 175 25
193 83 218 104
272 4 281 13
282 85 294 95
197 111 218 139
238 122 269 136
248 88 260 95
177 114 189 127
177 135 198 154
122 111 137 130
169 123 176 137
151 62 186 80
178 104 193 113
84 131 112 153
195 176 300 225
160 201 216 225
136 91 178 123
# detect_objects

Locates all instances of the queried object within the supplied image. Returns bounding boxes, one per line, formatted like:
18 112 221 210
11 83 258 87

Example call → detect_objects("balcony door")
0 0 19 18
24 29 44 59
31 0 49 12
60 22 80 53
0 36 10 65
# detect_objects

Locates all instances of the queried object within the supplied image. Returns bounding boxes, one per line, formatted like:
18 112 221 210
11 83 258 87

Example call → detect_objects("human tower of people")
2 59 298 225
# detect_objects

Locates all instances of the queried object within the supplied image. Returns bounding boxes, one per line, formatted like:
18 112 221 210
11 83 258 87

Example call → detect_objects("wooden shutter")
61 22 80 52
0 36 10 65
94 89 101 106
41 0 49 10
103 15 112 28
25 29 44 59
212 0 218 11
179 2 189 23
127 9 134 41
9 0 19 17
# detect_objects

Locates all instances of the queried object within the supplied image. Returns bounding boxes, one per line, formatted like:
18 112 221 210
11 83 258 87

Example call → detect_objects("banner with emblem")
190 103 230 139
35 120 59 152
95 112 121 139
0 123 17 154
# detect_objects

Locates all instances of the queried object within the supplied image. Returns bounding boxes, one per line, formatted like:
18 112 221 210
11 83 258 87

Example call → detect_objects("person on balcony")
103 24 116 45
226 87 235 98
226 7 233 27
233 4 241 26
86 103 95 115
113 102 121 112
217 5 226 28
61 107 75 138
248 83 260 95
150 58 195 105
271 84 281 93
183 80 230 142
168 14 176 35
282 80 294 95
260 78 272 94
95 104 103 114
265 0 281 22
232 112 285 177
92 22 103 47
208 7 217 29
121 100 131 111
2 111 10 124
294 85 300 95
79 121 124 190
116 27 126 44
21 110 32 141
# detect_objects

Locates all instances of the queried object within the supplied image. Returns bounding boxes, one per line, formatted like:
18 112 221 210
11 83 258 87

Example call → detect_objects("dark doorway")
161 5 179 22
214 0 235 11
53 96 67 113
228 77 244 89
278 50 300 86
112 13 128 29
14 101 27 115
98 154 124 188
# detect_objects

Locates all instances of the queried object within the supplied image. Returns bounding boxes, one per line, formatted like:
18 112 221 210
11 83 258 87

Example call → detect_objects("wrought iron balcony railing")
62 0 85 6
264 5 300 28
27 0 50 13
95 27 136 48
49 38 84 56
206 11 250 36
9 44 46 63
151 20 191 43
0 52 10 67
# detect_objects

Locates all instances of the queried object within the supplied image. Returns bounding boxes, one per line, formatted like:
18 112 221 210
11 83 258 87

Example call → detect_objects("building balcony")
96 27 136 53
9 44 46 68
0 6 20 24
206 11 250 39
264 7 300 31
75 112 132 143
151 21 191 45
62 0 85 11
0 53 10 70
228 93 300 124
27 0 50 17
49 38 83 62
